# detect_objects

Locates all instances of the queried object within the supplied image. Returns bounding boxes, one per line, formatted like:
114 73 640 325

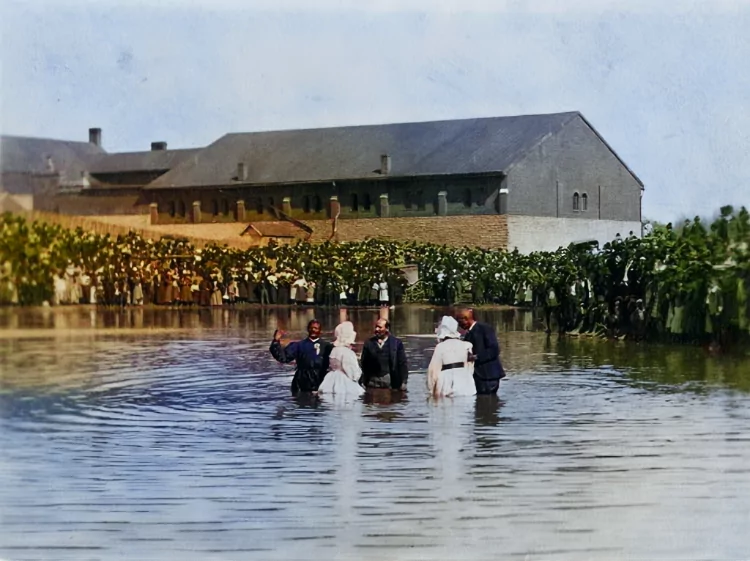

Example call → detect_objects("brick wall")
301 215 508 249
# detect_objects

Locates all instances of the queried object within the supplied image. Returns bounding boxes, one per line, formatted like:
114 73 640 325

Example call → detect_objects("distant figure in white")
427 316 476 397
318 321 365 398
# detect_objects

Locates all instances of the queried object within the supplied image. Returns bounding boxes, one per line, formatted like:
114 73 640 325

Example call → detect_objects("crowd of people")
1 205 749 346
270 307 505 400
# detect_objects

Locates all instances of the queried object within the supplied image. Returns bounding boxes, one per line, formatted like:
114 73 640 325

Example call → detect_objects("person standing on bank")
455 308 505 394
360 318 409 391
270 319 333 395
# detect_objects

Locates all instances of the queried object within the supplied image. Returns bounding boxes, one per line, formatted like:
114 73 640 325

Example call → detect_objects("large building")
1 111 643 251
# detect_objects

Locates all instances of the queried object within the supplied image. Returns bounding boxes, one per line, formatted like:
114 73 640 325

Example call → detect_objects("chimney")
380 154 392 175
89 128 102 147
237 162 247 181
151 141 167 151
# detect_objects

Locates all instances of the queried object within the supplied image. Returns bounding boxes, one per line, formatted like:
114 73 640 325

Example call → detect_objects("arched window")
211 199 219 216
362 193 371 211
169 201 176 217
222 199 229 215
177 200 186 217
303 195 311 213
351 193 359 212
573 192 580 211
313 195 322 213
581 193 588 211
463 188 472 208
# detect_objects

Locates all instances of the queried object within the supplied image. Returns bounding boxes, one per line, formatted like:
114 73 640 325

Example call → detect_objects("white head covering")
436 316 460 341
333 321 357 347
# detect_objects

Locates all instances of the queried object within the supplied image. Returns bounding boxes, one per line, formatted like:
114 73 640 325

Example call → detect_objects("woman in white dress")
318 321 365 398
426 316 477 398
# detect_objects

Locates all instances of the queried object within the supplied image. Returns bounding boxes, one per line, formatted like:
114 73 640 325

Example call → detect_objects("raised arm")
270 337 299 364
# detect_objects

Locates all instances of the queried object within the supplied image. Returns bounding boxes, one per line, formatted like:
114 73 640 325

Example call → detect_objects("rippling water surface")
1 306 750 561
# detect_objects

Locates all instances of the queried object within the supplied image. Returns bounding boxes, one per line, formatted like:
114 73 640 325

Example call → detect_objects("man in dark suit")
360 318 409 391
456 308 505 394
270 319 333 395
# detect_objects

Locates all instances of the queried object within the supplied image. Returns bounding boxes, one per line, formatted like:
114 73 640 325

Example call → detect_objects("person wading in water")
270 320 333 395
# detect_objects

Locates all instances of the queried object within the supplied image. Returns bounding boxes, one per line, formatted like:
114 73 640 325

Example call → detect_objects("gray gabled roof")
0 135 104 182
89 148 202 174
145 111 582 190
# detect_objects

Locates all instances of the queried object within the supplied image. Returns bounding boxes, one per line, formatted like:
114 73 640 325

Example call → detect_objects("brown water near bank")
1 306 749 560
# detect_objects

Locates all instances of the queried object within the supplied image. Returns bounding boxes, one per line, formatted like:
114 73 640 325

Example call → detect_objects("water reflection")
1 306 750 560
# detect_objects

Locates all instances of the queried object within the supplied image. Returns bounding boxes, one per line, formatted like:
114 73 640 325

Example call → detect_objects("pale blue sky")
2 0 749 221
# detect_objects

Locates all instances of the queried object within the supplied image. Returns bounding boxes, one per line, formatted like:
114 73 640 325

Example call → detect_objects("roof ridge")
223 111 580 137
0 134 98 145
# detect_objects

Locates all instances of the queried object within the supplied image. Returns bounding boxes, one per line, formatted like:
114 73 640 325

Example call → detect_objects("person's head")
455 307 475 330
333 321 357 348
436 316 460 342
307 320 322 339
374 318 390 339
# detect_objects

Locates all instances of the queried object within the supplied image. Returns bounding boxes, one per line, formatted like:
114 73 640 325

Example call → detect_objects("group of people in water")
269 307 505 399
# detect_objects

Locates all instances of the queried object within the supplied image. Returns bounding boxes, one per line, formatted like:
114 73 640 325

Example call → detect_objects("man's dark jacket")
270 337 333 393
463 322 505 380
360 336 409 390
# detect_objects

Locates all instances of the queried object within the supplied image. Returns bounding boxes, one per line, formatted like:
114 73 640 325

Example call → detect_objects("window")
169 201 176 217
404 192 413 210
362 193 371 211
573 192 580 211
303 195 311 213
222 199 229 215
463 188 472 208
416 191 425 210
351 193 359 212
581 193 588 211
177 200 186 217
212 199 219 216
313 195 322 213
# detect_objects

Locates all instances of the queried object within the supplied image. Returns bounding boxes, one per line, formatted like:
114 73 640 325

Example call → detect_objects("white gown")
427 338 476 397
318 346 365 398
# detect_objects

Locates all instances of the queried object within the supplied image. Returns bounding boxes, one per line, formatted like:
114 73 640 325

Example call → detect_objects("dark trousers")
474 375 500 395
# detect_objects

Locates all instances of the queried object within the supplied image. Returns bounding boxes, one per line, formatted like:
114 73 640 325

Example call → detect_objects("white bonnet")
333 321 357 347
435 315 460 340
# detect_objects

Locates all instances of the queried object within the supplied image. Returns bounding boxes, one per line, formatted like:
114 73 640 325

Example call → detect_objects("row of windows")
165 189 487 217
572 192 589 211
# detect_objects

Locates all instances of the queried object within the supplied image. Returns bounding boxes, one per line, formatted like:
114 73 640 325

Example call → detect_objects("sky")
1 0 749 221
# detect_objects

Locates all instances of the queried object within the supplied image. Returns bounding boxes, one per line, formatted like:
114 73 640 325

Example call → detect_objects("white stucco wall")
507 216 642 253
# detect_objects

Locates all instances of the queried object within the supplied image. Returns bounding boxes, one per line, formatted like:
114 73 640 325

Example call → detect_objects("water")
1 306 749 561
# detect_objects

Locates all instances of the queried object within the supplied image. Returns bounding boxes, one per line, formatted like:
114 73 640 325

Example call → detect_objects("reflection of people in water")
363 389 406 407
474 394 503 427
